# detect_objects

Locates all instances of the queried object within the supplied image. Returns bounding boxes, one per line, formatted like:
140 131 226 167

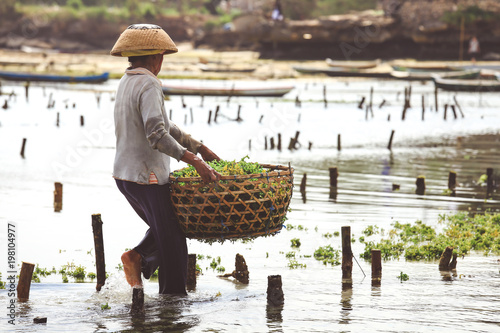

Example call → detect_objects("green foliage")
290 238 301 248
397 272 409 283
173 156 265 178
216 266 225 273
67 0 84 10
442 5 500 27
87 272 96 281
287 259 306 269
361 213 500 261
314 245 341 266
285 251 296 258
362 225 379 237
101 303 111 310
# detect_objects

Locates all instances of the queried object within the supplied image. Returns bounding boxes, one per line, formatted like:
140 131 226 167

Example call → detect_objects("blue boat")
0 70 109 83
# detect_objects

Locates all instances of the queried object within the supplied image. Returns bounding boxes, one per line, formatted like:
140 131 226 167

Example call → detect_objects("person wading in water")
110 24 221 294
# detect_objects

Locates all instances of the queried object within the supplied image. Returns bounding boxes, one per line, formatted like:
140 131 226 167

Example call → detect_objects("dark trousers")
115 179 187 295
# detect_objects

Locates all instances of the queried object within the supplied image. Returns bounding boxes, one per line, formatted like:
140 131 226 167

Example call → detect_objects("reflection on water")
0 78 499 332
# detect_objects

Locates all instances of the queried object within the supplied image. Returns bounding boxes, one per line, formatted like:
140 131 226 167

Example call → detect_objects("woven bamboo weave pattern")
169 164 294 240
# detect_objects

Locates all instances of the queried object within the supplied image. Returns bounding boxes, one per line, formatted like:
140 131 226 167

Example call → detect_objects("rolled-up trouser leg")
115 179 188 295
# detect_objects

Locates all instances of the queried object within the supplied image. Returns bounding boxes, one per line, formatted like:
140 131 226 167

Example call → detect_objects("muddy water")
0 77 499 332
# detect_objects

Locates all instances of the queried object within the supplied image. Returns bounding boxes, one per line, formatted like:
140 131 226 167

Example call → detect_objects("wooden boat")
162 84 294 97
326 58 379 69
198 64 257 73
391 69 480 81
293 66 391 78
391 64 456 72
0 70 109 83
432 74 500 92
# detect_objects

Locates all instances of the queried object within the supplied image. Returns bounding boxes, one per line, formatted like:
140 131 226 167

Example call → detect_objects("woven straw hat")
110 24 178 57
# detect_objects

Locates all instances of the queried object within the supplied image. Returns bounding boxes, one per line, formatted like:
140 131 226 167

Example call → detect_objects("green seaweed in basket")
172 156 266 178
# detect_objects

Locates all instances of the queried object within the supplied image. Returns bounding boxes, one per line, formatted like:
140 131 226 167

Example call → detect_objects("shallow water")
0 77 499 332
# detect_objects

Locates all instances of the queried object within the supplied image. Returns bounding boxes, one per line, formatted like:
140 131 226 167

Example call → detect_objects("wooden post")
341 226 352 283
358 96 365 109
439 246 456 270
300 173 307 203
131 287 144 313
187 253 197 290
329 167 338 188
264 136 268 150
20 138 27 158
448 171 457 193
207 110 212 124
267 275 284 306
270 137 275 150
323 85 327 108
214 105 220 123
288 131 300 150
444 104 448 120
308 142 312 150
91 214 106 291
369 86 374 111
17 262 35 301
200 95 204 107
434 86 439 112
379 99 386 109
337 134 341 151
190 108 194 123
277 133 282 151
486 168 494 195
236 105 242 122
453 95 465 117
56 112 60 127
451 105 458 119
80 115 85 127
421 94 425 121
54 182 63 212
387 130 395 150
259 115 264 123
25 81 30 101
248 139 251 151
297 113 301 123
416 176 426 195
181 96 186 108
371 249 382 286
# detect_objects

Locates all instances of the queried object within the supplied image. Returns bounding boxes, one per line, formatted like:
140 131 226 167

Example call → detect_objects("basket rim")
169 163 293 183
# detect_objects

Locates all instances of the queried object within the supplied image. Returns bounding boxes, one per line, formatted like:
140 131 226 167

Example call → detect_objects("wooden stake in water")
371 249 382 286
453 95 465 117
323 85 327 108
131 287 145 313
444 104 448 120
264 136 268 150
54 182 63 212
416 176 426 195
434 86 439 112
448 171 457 196
190 108 194 123
341 226 353 283
421 94 425 121
80 115 84 127
277 133 282 151
20 138 27 158
270 137 275 150
337 134 341 151
17 262 35 301
300 173 307 203
358 96 365 109
439 246 457 270
387 130 395 150
187 253 197 290
92 214 106 291
56 112 60 127
207 110 212 124
267 275 284 306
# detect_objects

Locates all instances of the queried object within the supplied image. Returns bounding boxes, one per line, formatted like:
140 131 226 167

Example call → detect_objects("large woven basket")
169 164 294 240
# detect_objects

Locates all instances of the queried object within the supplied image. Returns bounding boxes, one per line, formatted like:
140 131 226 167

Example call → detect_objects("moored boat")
0 70 109 83
392 69 480 81
162 84 294 97
432 74 500 92
293 65 391 78
326 58 379 69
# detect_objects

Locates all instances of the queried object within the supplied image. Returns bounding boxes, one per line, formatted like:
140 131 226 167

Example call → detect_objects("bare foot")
121 250 143 288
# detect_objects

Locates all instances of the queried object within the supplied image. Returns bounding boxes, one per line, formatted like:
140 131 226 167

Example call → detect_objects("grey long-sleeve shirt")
113 67 201 185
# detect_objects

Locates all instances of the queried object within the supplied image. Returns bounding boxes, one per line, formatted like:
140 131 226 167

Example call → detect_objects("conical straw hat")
110 24 178 57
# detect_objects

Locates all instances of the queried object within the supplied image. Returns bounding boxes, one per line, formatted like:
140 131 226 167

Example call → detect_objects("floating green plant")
361 212 500 261
101 303 111 310
397 272 409 283
314 245 341 266
287 259 306 269
290 238 301 248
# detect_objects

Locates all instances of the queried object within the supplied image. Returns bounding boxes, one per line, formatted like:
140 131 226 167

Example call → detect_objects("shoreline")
1 45 499 81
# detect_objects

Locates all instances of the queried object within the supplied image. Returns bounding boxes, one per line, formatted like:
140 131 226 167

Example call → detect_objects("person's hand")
193 159 221 183
181 150 221 183
198 144 220 162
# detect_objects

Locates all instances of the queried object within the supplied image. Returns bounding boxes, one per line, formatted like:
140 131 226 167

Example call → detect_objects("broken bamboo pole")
91 214 106 291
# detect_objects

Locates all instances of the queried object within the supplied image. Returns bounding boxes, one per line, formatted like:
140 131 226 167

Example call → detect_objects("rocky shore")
0 0 499 61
